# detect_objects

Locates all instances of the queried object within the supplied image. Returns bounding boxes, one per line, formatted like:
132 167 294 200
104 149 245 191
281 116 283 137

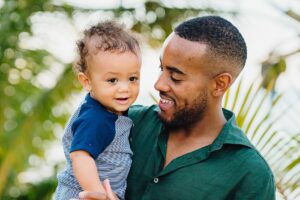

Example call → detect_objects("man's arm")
70 150 106 194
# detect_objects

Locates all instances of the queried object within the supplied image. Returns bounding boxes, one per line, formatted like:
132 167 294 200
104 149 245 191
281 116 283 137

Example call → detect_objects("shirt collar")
84 93 129 116
154 108 255 177
158 107 254 153
208 108 254 153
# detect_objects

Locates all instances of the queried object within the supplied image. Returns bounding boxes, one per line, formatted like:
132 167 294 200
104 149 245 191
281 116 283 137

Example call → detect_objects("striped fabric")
55 105 133 200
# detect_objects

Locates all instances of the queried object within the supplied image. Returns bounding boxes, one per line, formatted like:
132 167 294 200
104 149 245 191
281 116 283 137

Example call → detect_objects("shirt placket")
141 132 213 200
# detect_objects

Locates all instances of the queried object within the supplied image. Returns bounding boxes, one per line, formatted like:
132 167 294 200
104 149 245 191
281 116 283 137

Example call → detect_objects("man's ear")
212 73 232 97
77 72 92 92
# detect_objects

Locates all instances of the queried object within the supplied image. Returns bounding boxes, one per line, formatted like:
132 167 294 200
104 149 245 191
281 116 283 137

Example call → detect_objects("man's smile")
159 94 175 111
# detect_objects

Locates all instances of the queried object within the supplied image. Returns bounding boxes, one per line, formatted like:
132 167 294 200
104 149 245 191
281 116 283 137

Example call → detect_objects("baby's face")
85 50 141 115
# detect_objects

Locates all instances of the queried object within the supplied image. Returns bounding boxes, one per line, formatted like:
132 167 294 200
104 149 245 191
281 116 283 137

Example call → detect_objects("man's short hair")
174 16 247 77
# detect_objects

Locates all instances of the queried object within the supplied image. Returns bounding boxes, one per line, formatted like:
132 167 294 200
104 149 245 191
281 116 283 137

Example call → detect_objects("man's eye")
107 78 118 83
171 76 181 83
129 76 139 82
159 65 163 71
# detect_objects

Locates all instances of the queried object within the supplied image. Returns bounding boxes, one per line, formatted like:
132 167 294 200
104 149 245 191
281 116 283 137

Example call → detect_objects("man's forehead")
162 34 207 54
161 32 176 50
160 34 210 75
161 34 207 59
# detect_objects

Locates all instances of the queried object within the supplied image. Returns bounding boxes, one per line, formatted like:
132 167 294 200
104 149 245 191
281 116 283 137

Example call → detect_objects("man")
80 15 275 200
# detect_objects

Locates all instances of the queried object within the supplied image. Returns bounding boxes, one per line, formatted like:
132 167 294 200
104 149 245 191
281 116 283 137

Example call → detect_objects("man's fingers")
79 191 107 200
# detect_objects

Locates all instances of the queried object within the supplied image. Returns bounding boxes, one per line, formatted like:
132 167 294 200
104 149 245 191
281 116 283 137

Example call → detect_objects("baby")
55 20 141 200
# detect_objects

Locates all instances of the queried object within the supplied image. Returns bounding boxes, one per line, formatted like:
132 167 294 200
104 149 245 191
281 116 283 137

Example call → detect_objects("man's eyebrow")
166 66 185 75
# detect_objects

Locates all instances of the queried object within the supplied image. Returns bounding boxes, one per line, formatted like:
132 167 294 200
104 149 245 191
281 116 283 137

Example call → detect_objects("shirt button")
153 178 159 183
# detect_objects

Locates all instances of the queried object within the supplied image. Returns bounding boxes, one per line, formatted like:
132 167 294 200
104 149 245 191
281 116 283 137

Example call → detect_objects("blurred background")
1 0 300 199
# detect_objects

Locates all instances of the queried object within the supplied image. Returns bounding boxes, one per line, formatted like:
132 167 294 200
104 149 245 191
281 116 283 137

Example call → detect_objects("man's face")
154 33 212 129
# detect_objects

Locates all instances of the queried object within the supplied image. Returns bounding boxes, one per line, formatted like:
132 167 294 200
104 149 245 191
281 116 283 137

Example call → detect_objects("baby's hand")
79 179 119 200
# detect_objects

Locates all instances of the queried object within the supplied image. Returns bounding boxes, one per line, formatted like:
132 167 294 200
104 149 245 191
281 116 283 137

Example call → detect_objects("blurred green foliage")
0 0 78 198
224 79 300 199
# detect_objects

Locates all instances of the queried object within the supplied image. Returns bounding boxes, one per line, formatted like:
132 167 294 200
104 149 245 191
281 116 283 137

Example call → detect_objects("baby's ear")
77 72 92 92
212 73 232 97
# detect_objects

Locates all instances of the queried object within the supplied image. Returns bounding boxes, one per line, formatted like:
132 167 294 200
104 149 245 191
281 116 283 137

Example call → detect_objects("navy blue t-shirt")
70 94 118 159
56 93 133 199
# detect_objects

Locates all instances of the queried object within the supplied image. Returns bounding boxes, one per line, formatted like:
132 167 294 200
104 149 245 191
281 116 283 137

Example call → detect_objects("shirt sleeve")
232 155 276 200
70 112 116 159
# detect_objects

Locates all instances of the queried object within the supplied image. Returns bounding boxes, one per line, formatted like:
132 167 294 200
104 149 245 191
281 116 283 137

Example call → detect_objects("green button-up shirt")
126 105 275 200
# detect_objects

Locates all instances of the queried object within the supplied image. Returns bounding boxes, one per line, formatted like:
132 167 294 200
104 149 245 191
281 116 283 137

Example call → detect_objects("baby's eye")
107 78 118 84
129 76 139 82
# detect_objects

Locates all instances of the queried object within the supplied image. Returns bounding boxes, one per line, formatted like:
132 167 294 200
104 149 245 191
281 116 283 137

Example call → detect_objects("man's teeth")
161 99 172 104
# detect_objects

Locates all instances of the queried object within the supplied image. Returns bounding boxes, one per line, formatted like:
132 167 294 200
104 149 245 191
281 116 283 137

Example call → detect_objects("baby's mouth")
115 97 129 105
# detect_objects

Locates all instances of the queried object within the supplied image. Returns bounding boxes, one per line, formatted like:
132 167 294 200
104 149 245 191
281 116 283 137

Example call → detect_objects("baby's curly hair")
74 20 140 73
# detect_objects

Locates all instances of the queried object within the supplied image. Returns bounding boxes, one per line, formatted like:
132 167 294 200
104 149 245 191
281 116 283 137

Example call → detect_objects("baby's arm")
70 150 106 194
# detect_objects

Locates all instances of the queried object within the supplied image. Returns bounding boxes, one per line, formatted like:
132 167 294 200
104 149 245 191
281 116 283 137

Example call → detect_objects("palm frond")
223 79 300 199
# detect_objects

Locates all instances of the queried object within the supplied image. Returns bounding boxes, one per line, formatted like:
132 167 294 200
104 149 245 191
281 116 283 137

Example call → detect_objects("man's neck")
164 108 226 168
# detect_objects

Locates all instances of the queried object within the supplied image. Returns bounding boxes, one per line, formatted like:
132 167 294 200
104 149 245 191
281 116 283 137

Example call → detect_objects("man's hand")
79 179 119 200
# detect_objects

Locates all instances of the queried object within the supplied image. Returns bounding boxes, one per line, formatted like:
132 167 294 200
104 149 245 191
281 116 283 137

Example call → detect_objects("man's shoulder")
237 147 273 176
128 104 159 121
129 104 159 113
235 147 275 196
128 105 162 139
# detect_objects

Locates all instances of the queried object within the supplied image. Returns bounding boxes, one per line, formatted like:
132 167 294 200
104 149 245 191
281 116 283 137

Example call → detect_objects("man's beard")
159 89 208 130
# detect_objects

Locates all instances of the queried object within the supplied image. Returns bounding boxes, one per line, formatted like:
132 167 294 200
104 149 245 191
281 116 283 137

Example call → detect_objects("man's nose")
154 73 170 92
